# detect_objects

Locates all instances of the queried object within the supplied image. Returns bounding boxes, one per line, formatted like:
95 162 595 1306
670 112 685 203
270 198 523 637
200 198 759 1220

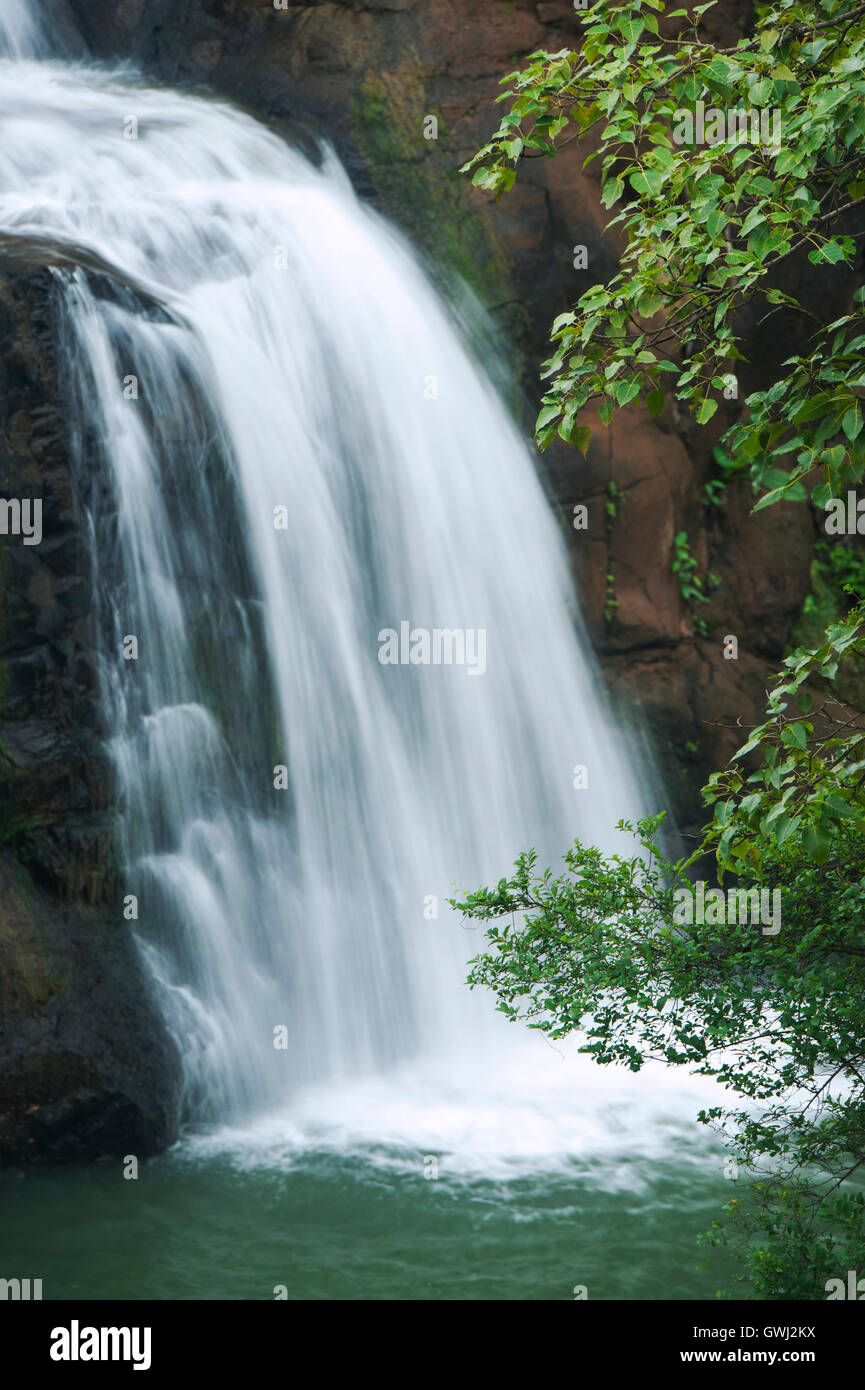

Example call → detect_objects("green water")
1 1147 738 1300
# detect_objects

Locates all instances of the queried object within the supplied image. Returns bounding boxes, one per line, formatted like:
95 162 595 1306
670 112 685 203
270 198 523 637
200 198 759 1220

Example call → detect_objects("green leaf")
536 404 561 430
752 481 801 514
808 241 847 266
638 293 664 319
781 722 808 750
630 168 665 199
803 822 830 865
601 177 625 209
843 404 863 443
573 425 592 455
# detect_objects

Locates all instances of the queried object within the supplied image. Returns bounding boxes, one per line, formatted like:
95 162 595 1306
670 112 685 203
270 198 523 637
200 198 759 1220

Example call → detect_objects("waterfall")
0 11 669 1155
0 0 44 58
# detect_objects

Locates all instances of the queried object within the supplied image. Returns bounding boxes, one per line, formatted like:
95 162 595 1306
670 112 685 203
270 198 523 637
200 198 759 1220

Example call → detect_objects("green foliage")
672 528 706 601
604 570 619 624
703 442 752 506
451 804 865 1297
816 534 865 606
789 538 865 703
457 0 865 1300
702 603 865 874
451 608 865 1295
671 530 719 634
462 0 865 509
604 482 622 623
605 479 621 523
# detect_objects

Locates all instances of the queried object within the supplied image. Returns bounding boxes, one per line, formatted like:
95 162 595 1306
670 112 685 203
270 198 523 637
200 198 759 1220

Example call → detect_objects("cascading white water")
0 9 721 1168
0 0 44 58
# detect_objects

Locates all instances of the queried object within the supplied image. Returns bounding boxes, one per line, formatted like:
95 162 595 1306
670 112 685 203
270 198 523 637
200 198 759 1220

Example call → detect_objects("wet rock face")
0 265 109 900
0 851 181 1164
0 264 181 1163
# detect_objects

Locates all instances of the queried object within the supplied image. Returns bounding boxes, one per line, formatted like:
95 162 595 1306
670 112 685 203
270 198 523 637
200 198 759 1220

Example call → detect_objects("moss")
0 807 44 850
355 69 516 318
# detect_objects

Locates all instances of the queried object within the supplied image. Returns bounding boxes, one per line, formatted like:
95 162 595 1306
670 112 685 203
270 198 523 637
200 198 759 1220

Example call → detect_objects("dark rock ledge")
0 262 180 1164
